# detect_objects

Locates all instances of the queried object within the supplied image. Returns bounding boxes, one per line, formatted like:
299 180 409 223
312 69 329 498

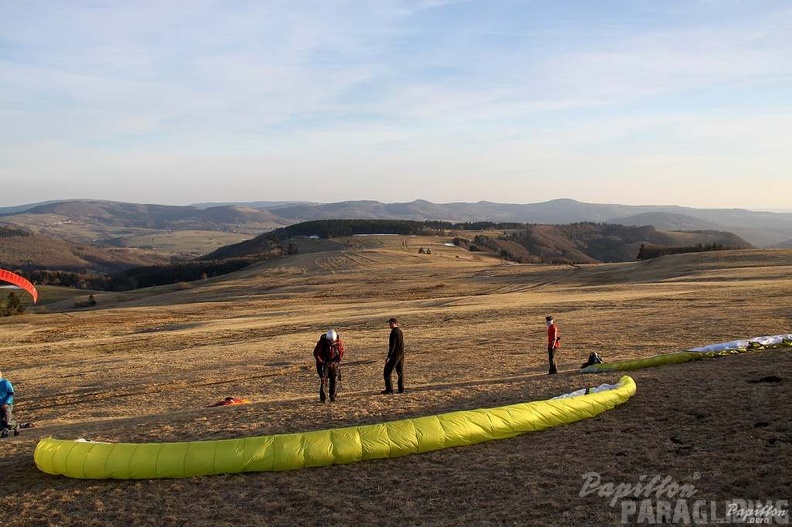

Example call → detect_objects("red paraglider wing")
0 268 38 303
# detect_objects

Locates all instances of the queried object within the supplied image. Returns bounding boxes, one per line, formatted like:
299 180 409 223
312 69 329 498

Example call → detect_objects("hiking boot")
380 389 394 395
1 429 8 438
397 388 405 394
330 397 336 402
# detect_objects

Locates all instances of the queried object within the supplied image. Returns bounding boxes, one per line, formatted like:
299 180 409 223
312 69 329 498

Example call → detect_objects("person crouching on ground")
0 370 19 438
313 330 344 402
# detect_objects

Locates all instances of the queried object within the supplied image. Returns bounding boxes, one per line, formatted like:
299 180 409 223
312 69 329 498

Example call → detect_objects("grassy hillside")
0 218 756 298
457 223 752 264
228 198 792 247
207 219 752 265
0 227 172 273
5 198 792 250
0 242 790 525
0 200 281 251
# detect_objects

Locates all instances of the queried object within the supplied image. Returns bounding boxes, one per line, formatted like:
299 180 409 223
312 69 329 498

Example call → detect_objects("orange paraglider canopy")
209 397 251 407
0 268 38 303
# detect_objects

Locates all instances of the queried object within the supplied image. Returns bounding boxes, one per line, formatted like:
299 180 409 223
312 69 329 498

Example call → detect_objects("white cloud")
1 1 791 208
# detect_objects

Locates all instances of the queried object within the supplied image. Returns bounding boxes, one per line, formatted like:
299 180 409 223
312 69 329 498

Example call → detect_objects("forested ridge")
1 219 751 294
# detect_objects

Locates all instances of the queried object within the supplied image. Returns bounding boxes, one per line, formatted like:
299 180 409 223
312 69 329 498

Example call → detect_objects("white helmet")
326 330 337 342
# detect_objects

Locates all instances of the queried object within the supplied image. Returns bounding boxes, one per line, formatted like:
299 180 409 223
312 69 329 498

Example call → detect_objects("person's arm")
387 331 395 362
313 341 323 363
395 329 404 354
0 381 12 406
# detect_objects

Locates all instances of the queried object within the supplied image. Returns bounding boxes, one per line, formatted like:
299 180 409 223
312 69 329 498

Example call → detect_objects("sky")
1 1 791 210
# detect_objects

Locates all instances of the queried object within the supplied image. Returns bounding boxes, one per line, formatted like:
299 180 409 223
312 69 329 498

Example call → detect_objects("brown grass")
1 237 791 526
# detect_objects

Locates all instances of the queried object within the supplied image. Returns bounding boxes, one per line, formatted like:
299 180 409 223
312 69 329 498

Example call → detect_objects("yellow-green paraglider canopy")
34 376 636 479
581 334 792 373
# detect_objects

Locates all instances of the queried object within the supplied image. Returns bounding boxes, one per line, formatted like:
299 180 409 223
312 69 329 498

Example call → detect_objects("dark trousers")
548 345 558 374
1 403 15 431
384 354 404 392
317 363 338 402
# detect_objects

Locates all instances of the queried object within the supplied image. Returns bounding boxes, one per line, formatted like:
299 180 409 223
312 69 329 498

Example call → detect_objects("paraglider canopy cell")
0 269 38 303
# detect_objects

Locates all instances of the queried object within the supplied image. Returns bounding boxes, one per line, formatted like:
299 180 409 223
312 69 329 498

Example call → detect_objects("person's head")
546 315 554 327
326 329 338 343
388 317 398 328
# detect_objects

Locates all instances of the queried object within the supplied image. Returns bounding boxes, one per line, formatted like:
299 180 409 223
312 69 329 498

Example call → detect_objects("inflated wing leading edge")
34 376 636 479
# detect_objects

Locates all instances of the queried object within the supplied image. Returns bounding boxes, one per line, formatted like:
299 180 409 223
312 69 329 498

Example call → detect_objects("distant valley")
3 198 790 249
0 198 788 289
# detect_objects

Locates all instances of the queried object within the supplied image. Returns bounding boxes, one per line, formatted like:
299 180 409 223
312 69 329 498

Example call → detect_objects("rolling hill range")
0 200 288 248
0 216 754 293
0 201 291 271
207 220 751 264
0 222 258 277
250 198 792 248
0 226 172 274
1 239 790 525
2 198 791 248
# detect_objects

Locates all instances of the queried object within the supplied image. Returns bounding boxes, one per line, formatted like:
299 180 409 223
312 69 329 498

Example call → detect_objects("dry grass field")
1 235 790 526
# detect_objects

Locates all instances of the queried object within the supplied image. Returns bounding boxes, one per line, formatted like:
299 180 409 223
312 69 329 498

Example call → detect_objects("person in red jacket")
313 330 345 402
546 315 560 374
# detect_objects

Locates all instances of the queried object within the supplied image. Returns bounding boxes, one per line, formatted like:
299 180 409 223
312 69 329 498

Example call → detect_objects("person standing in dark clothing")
313 330 344 402
382 318 405 394
546 315 560 374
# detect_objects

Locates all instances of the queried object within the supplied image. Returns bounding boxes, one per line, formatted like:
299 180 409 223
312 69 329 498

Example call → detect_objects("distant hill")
202 219 443 260
0 225 171 274
607 212 724 232
453 223 751 264
0 216 755 293
5 200 286 232
204 219 752 265
198 198 792 248
0 200 289 250
0 200 65 214
189 201 314 210
3 198 790 251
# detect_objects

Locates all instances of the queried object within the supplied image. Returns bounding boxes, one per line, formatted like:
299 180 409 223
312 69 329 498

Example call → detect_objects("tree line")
454 223 745 264
636 243 731 260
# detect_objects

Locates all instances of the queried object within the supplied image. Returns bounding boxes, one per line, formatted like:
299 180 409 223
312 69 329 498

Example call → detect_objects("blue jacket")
0 378 14 405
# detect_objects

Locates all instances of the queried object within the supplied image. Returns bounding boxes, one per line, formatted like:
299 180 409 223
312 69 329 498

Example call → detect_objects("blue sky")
1 1 790 210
